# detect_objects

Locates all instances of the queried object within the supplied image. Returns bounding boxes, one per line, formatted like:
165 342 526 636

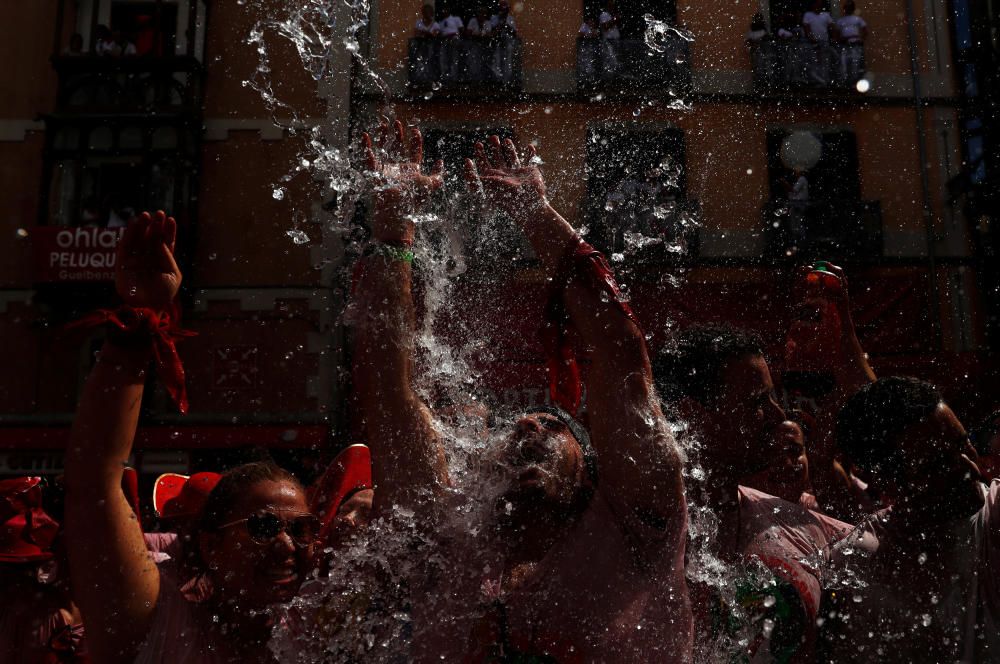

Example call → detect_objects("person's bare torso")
413 492 692 663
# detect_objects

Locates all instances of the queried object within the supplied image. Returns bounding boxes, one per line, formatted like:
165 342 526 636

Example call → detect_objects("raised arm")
466 137 685 534
352 122 449 515
64 211 179 663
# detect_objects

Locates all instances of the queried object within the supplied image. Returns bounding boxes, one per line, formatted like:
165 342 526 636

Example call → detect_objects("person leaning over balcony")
487 1 518 82
465 6 493 38
438 8 465 80
802 0 834 85
415 4 440 38
835 1 867 83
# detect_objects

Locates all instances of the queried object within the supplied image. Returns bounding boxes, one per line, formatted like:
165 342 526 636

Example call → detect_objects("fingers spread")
488 135 503 169
163 216 178 254
393 120 405 160
502 138 519 168
409 127 423 165
474 141 492 172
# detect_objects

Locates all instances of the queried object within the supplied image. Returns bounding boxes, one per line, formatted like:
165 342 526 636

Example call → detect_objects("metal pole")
905 0 943 346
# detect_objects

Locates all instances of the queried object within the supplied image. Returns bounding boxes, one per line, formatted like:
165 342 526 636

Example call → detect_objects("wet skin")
199 480 315 612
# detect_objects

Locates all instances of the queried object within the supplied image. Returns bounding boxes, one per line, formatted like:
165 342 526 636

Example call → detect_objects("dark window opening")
767 129 860 202
585 125 694 256
110 1 179 56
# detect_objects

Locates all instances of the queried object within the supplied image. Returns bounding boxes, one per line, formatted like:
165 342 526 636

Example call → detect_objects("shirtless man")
825 377 996 661
351 122 691 662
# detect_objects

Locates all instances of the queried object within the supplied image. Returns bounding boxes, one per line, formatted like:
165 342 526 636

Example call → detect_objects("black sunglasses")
218 511 320 547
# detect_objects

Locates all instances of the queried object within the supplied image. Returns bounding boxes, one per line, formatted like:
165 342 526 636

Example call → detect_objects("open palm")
464 135 547 219
115 210 182 311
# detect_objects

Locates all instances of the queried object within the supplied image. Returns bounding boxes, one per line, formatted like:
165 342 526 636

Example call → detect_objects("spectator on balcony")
438 9 464 81
782 168 811 248
835 1 867 83
134 14 161 57
578 16 601 82
599 0 621 40
439 8 464 38
64 33 85 56
488 1 518 83
774 10 802 39
94 25 119 56
802 0 834 85
415 4 440 38
579 15 600 39
465 7 492 38
112 29 137 57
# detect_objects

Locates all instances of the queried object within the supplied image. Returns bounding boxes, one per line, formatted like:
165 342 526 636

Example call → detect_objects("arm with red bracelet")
64 211 181 663
465 136 687 548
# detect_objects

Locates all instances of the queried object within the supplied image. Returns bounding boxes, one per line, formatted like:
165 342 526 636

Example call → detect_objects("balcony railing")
763 198 882 258
750 39 866 91
52 55 205 114
408 37 523 91
576 36 692 93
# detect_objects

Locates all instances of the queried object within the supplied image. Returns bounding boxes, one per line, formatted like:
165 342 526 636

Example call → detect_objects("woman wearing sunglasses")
63 211 318 663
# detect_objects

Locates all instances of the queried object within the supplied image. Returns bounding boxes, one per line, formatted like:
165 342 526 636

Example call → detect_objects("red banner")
31 226 124 282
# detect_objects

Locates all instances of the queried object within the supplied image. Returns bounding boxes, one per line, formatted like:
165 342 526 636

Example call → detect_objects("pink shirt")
827 481 1000 661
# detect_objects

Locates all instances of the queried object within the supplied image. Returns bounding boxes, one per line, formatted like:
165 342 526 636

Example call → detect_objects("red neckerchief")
67 304 196 414
541 240 639 415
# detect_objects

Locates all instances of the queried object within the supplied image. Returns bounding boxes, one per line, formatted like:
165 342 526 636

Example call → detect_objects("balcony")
763 198 882 259
750 39 866 91
52 55 205 115
408 37 523 92
576 36 692 94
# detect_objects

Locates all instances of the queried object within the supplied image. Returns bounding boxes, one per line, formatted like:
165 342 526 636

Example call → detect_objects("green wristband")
373 243 415 264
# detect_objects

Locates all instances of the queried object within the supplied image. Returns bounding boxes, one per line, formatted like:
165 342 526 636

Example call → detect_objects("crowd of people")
65 18 166 59
2 123 998 663
748 1 869 87
411 2 520 84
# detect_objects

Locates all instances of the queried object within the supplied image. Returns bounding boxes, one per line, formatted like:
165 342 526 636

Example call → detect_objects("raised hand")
464 135 547 220
115 210 181 311
362 119 444 244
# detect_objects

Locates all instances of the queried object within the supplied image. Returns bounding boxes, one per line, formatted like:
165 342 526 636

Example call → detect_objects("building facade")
0 0 996 479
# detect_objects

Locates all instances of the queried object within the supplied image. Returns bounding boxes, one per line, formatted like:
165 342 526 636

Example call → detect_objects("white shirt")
836 14 867 42
802 11 833 41
790 175 810 202
598 11 621 39
439 15 464 38
466 17 490 36
415 18 439 36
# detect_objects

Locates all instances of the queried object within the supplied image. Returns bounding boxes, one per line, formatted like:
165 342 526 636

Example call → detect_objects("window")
43 123 196 227
585 125 694 257
110 1 179 56
765 128 881 256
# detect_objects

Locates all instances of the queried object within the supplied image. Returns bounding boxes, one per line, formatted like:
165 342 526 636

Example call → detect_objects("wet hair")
654 324 765 406
836 377 942 481
198 461 303 533
525 405 598 486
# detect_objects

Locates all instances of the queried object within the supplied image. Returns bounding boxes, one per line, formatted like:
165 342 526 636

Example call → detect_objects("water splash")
643 13 695 53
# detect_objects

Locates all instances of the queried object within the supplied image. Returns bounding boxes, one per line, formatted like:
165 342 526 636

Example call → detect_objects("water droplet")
543 106 553 114
763 595 776 608
208 252 218 261
15 228 28 239
856 78 871 93
921 614 932 627
286 229 310 245
917 552 928 565
272 187 286 200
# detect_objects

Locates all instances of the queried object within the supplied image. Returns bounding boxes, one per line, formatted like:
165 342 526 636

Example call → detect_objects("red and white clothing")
827 481 1000 661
